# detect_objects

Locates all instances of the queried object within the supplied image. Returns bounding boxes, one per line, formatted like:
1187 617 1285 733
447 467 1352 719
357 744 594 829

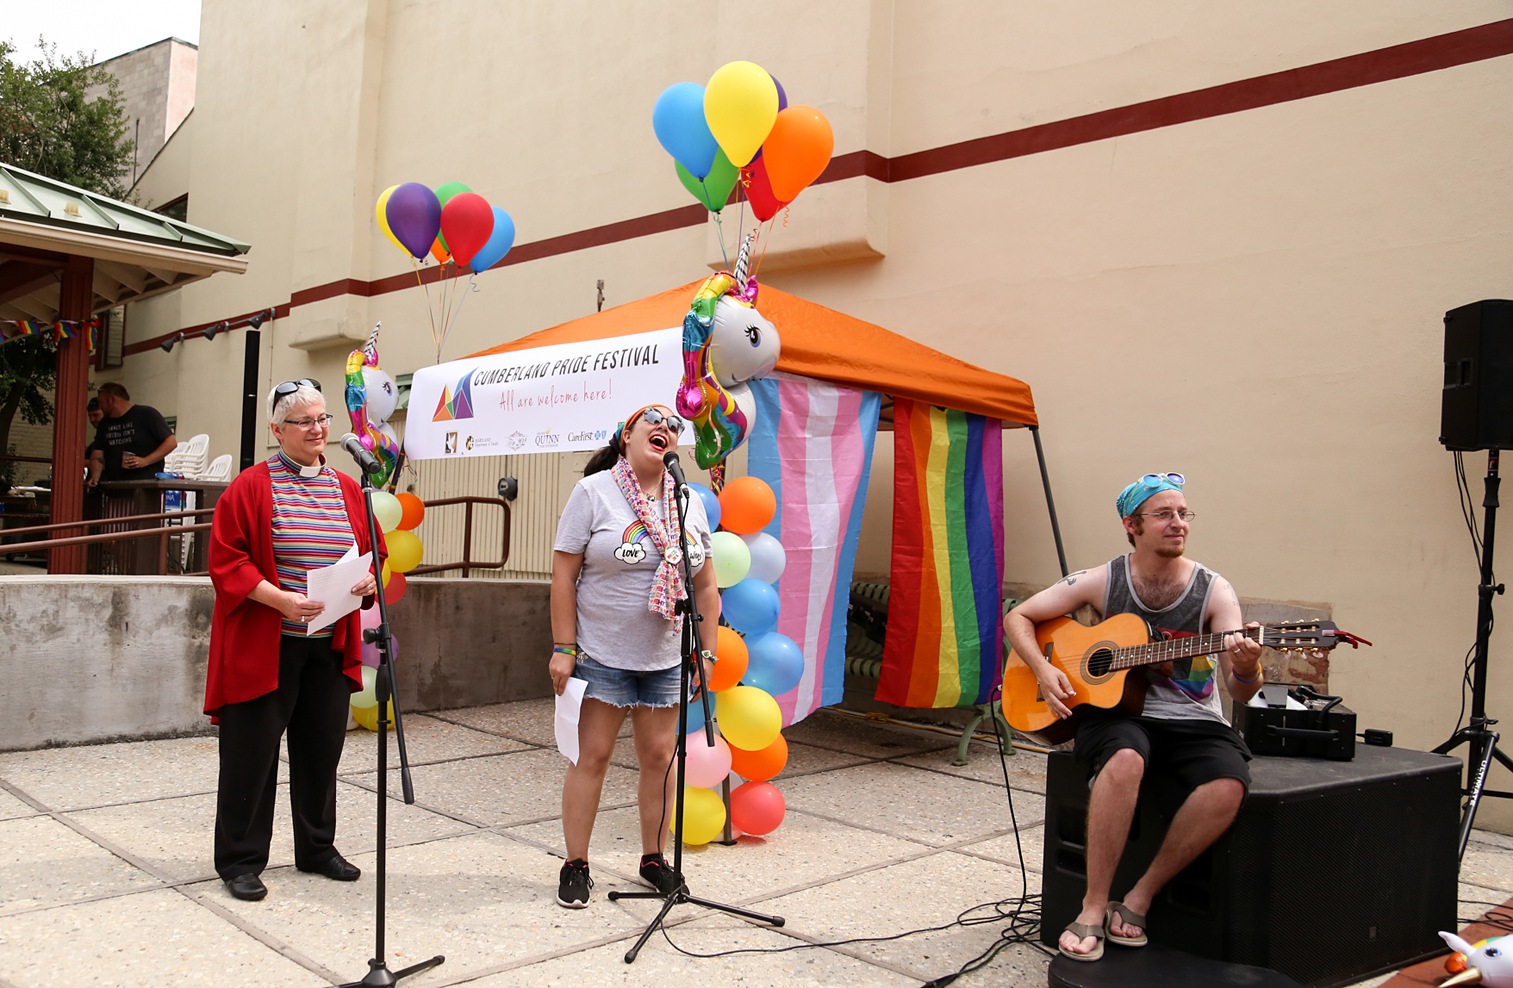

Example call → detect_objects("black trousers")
214 634 351 879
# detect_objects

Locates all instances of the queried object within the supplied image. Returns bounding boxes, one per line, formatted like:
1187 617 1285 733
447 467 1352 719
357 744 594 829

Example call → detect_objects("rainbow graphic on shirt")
613 521 702 567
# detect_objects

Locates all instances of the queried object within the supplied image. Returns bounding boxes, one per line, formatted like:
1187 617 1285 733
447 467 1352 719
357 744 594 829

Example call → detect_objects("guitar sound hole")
1086 648 1115 680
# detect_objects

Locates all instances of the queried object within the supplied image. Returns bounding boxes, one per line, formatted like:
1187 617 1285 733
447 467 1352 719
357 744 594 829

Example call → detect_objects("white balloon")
709 297 780 386
361 367 398 425
743 532 787 584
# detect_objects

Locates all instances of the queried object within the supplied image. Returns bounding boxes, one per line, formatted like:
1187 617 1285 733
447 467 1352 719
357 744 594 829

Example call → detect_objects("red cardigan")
204 459 385 715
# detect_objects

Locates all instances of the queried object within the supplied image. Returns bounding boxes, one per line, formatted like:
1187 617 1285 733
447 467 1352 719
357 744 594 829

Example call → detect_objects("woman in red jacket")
205 379 382 902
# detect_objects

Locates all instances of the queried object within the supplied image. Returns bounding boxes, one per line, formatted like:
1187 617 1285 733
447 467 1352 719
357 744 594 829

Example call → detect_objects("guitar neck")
1112 627 1255 671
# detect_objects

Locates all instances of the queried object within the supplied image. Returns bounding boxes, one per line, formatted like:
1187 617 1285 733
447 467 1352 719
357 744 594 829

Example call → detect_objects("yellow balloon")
673 785 728 845
386 529 424 573
374 185 407 256
352 699 394 732
703 61 778 167
715 685 782 751
381 560 392 587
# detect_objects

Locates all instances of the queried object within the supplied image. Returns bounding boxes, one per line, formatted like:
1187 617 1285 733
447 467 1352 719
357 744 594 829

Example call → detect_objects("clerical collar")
276 452 326 478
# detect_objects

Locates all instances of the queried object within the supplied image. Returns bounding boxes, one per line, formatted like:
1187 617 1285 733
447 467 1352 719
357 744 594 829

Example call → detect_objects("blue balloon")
722 579 779 636
652 82 719 179
678 688 709 735
468 208 516 273
689 482 721 531
743 631 804 696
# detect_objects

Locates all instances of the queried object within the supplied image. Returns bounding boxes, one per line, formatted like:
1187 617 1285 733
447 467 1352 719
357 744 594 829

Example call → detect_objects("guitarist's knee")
1097 747 1147 790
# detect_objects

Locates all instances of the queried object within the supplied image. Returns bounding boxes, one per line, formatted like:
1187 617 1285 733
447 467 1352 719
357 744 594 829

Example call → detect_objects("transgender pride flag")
746 373 881 725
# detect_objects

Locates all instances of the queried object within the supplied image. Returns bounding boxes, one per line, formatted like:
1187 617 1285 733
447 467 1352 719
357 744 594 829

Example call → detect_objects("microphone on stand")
662 450 688 493
338 433 383 475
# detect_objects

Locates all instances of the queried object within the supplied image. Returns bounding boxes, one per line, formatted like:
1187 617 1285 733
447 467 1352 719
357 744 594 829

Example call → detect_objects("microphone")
662 450 687 492
338 433 382 475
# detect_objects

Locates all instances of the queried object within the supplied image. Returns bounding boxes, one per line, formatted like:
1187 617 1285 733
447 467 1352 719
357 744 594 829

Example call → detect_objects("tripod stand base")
608 887 784 962
337 955 445 987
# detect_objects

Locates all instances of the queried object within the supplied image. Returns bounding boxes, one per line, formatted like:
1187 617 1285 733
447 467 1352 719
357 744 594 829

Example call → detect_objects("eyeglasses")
633 406 686 434
282 413 335 431
1141 472 1185 488
1134 509 1196 523
274 378 322 397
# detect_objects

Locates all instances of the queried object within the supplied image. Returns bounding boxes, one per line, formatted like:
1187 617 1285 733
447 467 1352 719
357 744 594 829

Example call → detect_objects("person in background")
204 379 381 902
1003 472 1263 962
548 403 718 908
88 382 177 487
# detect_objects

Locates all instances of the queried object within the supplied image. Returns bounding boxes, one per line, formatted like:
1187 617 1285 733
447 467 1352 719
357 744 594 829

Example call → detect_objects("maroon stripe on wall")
131 19 1513 355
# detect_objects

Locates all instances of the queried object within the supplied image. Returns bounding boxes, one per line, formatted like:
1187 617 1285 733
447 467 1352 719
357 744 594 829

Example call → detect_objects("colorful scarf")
610 457 683 620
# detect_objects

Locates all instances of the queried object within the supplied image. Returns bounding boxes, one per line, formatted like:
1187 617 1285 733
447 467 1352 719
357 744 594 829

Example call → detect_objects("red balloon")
740 158 788 223
439 193 494 267
730 780 786 835
384 570 407 605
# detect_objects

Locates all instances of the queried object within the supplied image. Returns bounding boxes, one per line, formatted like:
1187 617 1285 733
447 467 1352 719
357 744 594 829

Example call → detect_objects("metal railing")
406 496 511 578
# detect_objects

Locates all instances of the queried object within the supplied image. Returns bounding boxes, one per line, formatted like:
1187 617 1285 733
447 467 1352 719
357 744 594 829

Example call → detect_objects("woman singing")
549 403 718 908
205 379 382 902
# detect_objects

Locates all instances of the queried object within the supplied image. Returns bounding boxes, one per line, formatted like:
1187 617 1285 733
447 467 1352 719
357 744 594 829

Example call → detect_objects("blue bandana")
1116 475 1184 518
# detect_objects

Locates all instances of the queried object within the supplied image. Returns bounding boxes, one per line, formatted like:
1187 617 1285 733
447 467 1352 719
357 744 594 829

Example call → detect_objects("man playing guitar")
1002 472 1265 962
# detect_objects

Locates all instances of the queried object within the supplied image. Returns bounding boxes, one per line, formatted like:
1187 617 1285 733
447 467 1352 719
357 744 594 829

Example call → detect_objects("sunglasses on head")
1140 472 1185 488
274 378 321 397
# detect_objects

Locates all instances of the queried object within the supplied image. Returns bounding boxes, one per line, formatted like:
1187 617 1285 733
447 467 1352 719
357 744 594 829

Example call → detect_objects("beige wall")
119 1 1513 828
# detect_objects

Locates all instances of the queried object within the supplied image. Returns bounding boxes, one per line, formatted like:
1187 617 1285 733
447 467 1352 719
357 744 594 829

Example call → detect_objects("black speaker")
1042 746 1460 987
1441 299 1513 450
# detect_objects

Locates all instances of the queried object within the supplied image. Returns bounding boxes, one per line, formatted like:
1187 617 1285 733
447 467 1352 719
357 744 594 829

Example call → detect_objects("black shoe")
638 854 682 895
224 874 267 901
556 858 592 908
299 853 361 881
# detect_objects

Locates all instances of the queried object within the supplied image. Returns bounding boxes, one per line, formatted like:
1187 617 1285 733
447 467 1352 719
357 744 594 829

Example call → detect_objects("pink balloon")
361 633 398 669
730 780 785 836
684 733 733 788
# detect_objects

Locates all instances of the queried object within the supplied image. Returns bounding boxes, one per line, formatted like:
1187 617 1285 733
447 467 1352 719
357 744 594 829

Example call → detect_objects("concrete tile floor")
0 700 1509 988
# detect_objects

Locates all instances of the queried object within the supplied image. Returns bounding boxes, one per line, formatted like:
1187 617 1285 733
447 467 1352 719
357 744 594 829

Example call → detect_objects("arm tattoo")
1059 570 1088 587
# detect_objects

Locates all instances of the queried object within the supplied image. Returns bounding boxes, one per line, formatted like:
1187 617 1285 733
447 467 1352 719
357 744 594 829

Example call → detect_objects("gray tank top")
1103 554 1227 724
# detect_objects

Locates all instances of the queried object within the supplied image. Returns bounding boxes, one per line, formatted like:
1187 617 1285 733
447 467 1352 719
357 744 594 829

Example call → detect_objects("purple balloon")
772 75 788 112
385 182 442 259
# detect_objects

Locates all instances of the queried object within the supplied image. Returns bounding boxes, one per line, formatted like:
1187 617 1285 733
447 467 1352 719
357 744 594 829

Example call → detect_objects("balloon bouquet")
374 181 516 363
343 325 430 730
654 61 834 234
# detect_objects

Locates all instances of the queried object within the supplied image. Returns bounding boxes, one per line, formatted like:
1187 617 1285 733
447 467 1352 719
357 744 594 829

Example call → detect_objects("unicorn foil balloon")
1441 931 1513 988
344 323 402 488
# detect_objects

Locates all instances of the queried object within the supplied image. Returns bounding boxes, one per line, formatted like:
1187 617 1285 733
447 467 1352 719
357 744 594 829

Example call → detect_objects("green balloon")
676 150 739 212
433 181 472 253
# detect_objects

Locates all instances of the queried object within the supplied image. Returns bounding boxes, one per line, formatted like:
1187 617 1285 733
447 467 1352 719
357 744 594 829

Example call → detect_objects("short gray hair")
268 383 325 424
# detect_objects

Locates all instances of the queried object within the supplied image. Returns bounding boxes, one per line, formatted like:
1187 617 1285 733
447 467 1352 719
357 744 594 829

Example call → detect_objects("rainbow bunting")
747 372 881 725
1 318 99 350
875 399 1004 708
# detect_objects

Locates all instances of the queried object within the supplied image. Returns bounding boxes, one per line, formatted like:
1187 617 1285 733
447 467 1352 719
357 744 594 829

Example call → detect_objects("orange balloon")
761 106 834 202
717 476 776 535
728 733 788 782
708 626 749 691
397 492 426 531
429 237 451 264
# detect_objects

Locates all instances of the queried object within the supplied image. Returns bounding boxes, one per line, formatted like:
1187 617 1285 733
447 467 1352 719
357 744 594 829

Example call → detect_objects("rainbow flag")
875 399 1004 708
747 373 881 725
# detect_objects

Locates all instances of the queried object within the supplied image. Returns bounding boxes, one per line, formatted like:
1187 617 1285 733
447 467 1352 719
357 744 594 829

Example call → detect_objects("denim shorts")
573 654 681 709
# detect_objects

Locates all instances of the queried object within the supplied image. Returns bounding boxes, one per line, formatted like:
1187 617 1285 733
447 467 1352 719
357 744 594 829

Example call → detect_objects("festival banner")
875 399 1005 709
747 372 881 725
405 328 688 459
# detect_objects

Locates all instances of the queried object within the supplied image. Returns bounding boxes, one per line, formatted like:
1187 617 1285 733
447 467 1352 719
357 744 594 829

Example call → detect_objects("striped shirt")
269 453 357 637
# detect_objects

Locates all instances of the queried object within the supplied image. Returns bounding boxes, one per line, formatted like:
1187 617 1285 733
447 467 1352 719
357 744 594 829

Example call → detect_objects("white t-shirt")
553 468 712 672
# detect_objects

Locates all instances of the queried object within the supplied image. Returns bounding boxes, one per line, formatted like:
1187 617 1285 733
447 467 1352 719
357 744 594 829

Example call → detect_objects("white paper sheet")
304 546 373 634
554 677 588 764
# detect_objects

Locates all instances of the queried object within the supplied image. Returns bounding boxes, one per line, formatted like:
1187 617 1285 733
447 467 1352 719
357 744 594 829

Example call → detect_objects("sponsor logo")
444 432 459 455
534 429 561 448
432 372 476 422
506 431 527 451
567 430 599 443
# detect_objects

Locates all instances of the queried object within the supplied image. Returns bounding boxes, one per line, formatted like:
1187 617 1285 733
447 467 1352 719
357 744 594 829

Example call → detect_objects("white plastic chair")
164 433 209 477
198 454 232 482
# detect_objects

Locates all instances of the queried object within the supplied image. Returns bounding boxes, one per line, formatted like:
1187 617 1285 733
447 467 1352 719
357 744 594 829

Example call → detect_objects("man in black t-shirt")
88 383 178 487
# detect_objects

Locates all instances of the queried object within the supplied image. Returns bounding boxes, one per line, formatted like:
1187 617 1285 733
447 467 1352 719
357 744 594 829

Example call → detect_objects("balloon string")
439 273 479 362
712 211 731 272
413 259 442 355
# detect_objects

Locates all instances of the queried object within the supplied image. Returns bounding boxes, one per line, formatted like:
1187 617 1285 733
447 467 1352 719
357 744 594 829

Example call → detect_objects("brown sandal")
1058 920 1105 962
1105 900 1148 947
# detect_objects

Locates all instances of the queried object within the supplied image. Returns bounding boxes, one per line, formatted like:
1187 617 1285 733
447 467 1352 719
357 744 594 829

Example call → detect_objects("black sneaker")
638 854 681 895
557 858 592 908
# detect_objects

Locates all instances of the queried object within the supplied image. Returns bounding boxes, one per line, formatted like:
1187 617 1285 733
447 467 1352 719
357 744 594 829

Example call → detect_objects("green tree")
0 38 136 199
0 335 57 489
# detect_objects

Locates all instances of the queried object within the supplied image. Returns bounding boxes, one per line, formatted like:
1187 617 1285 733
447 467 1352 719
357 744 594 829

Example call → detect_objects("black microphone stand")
607 464 784 961
1435 448 1513 861
338 456 444 986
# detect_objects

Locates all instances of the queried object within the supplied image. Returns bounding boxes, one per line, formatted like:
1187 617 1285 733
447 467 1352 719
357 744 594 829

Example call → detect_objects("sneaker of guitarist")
1002 472 1265 962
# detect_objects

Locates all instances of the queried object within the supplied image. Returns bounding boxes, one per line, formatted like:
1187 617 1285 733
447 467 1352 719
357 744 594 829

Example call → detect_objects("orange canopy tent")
467 280 1038 428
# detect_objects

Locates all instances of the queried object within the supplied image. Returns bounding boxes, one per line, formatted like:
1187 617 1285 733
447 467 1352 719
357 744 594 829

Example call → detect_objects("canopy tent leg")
1029 426 1069 579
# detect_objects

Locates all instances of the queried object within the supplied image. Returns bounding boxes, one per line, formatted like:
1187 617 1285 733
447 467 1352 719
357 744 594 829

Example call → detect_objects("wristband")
553 645 579 657
1231 666 1262 685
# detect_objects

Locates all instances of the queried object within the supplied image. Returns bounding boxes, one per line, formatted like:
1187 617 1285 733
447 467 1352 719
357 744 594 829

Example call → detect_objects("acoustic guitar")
1002 613 1368 746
